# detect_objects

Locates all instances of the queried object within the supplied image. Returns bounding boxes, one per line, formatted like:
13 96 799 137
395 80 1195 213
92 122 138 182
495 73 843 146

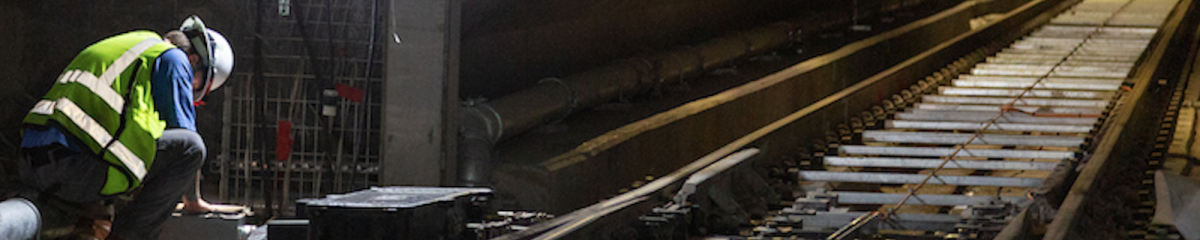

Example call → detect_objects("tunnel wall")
3 0 962 213
459 0 929 98
1 0 913 167
1 0 926 161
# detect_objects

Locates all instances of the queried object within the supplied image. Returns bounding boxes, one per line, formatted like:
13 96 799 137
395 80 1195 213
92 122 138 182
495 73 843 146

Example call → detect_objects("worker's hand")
181 197 215 213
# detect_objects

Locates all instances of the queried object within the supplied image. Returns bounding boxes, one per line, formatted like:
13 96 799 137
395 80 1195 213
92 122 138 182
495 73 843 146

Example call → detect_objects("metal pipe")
349 0 379 190
0 198 39 240
456 100 503 186
483 23 791 139
455 19 799 186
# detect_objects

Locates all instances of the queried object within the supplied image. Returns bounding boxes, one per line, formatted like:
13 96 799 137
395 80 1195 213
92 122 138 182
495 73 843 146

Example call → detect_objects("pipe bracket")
682 48 706 85
479 103 504 142
608 66 630 102
540 77 578 124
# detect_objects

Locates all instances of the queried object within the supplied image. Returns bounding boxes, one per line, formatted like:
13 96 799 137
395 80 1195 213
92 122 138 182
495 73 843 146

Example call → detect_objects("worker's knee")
157 129 206 164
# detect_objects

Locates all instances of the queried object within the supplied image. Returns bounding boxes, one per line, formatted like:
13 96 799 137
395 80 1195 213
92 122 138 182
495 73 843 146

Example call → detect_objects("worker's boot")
74 203 115 240
35 197 85 239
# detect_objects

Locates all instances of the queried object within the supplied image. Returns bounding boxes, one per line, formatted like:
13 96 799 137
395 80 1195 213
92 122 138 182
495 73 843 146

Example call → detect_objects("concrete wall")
381 0 460 186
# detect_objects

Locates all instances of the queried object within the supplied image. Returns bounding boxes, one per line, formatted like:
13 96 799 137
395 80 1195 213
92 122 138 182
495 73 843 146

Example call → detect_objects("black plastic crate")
300 187 491 240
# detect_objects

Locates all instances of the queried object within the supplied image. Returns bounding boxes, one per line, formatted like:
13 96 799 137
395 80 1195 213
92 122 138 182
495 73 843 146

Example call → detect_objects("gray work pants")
13 129 205 240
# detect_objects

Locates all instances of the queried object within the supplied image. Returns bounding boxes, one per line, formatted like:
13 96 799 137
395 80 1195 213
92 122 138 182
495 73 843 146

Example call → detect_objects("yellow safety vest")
24 30 176 195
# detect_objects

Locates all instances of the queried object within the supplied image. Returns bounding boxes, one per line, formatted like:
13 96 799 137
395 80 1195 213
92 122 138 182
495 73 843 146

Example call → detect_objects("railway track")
491 0 1193 239
764 0 1174 238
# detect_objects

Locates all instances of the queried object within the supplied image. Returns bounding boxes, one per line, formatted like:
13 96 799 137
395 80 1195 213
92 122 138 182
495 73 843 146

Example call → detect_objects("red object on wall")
335 83 365 103
276 121 293 160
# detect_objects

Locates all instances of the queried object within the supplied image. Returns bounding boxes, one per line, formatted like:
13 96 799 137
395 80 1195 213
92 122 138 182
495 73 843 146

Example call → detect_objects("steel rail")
1043 0 1197 237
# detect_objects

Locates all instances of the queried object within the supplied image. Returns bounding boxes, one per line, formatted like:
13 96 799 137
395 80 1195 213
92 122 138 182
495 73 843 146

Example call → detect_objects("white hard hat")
180 16 234 102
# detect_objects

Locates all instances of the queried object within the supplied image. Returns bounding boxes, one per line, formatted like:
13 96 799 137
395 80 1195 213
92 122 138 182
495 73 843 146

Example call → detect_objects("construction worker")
0 16 233 240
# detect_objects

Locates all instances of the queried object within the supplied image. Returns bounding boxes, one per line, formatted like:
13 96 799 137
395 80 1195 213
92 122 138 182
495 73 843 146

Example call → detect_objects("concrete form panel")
383 0 461 186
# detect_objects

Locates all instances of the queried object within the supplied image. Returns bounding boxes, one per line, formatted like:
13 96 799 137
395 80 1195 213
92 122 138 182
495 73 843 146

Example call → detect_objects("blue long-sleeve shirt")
21 48 197 150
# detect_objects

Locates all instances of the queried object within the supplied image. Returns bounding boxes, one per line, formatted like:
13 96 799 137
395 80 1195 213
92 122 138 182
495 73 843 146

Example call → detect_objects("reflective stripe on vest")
51 39 160 115
56 70 123 113
30 98 148 180
100 39 160 86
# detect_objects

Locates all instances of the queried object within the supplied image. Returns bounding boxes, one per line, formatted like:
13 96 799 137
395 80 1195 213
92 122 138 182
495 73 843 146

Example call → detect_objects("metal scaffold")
219 0 385 217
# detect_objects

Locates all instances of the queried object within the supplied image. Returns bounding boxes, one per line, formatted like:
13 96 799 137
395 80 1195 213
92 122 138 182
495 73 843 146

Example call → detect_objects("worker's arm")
151 48 213 213
150 48 197 132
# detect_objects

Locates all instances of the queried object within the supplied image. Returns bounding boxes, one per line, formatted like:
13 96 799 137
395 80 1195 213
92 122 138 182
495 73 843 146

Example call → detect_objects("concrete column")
382 0 460 186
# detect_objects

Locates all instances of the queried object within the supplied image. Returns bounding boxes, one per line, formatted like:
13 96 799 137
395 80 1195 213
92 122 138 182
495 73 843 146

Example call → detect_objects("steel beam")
1036 25 1159 34
913 103 1105 115
1008 40 1137 45
823 156 1061 170
829 191 1028 206
993 52 1142 62
1026 36 1151 43
839 145 1077 159
973 63 1136 73
887 120 1095 133
1010 46 1148 53
922 95 1112 107
957 74 1126 82
862 131 1086 147
769 212 961 231
895 110 1101 124
1002 47 1148 56
1002 47 1147 55
938 86 1115 99
1010 41 1148 49
798 171 1045 187
983 58 1137 68
952 76 1124 90
1032 28 1158 38
1030 33 1155 40
1026 38 1150 45
1060 28 1159 36
971 67 1132 79
1010 41 1082 47
1016 37 1085 44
